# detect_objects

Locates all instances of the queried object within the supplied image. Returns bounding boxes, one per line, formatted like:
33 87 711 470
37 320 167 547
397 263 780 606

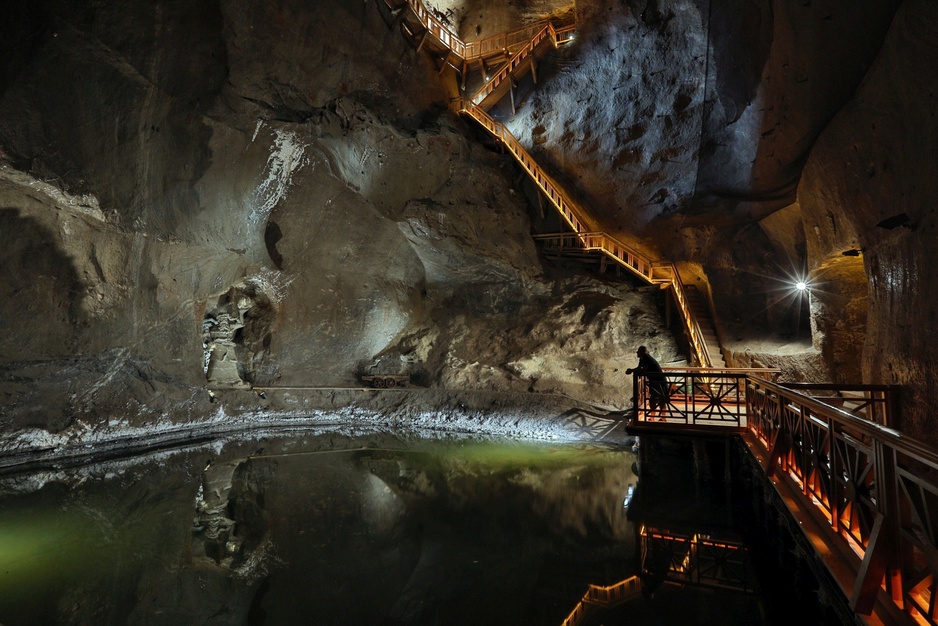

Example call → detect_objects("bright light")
795 281 807 291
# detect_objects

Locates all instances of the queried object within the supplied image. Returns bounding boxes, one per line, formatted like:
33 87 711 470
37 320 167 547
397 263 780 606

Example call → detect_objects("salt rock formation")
0 0 935 445
0 0 678 436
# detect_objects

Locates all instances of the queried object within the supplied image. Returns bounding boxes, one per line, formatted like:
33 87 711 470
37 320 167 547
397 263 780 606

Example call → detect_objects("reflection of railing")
779 382 900 429
560 575 642 626
630 368 779 430
744 377 938 621
640 525 755 592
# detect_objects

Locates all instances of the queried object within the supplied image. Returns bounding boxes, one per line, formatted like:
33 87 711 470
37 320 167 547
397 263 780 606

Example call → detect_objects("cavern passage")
1 0 937 455
0 0 931 447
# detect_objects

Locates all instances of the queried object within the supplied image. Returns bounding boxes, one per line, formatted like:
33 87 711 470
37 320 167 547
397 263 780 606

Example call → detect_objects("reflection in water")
0 433 774 625
0 436 639 625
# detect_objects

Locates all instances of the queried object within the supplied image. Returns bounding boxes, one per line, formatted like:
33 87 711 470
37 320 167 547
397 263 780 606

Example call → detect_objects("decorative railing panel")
780 382 900 429
630 369 777 429
640 526 754 592
744 377 938 623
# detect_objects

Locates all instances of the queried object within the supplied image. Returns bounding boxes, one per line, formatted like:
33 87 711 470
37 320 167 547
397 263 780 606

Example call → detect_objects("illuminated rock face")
0 0 934 441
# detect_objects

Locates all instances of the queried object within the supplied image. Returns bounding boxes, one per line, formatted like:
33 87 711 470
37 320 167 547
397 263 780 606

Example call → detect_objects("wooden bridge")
627 368 933 625
373 3 938 624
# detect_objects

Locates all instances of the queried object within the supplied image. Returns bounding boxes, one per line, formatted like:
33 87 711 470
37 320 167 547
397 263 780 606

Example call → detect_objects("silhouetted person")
626 346 668 415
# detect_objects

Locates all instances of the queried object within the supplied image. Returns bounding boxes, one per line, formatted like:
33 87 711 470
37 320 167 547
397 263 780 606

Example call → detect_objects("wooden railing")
469 21 559 106
454 102 714 366
389 0 573 62
780 382 900 429
630 368 779 430
744 377 938 623
561 575 641 626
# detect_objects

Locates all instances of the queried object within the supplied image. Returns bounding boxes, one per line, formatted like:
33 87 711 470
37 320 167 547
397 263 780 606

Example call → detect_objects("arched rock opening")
808 254 868 384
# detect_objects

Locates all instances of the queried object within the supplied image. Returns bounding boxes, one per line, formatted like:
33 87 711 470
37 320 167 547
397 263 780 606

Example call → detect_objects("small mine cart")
361 374 410 388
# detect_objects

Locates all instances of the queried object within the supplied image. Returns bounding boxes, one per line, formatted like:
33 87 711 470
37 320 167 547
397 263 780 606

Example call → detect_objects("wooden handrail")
394 0 574 62
470 21 555 105
457 100 712 365
744 377 938 622
390 0 714 366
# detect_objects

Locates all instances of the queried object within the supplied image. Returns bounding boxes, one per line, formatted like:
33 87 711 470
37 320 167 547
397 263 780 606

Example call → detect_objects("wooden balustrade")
630 369 778 432
391 0 715 366
780 382 900 429
530 228 713 366
394 0 573 62
470 21 556 106
745 377 938 623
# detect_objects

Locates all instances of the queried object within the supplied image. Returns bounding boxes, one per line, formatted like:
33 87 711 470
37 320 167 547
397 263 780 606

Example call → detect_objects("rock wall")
799 0 938 438
0 0 678 435
1 0 934 446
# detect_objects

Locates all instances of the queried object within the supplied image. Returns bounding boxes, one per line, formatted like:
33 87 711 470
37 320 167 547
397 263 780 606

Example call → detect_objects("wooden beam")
531 57 538 84
766 430 791 477
416 30 429 54
850 512 888 615
509 81 516 115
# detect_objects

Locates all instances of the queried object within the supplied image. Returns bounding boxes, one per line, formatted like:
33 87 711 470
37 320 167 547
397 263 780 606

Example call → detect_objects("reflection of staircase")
376 0 723 368
561 576 642 626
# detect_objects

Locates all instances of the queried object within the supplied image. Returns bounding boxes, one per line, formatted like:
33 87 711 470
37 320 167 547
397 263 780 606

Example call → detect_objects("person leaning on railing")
626 346 668 414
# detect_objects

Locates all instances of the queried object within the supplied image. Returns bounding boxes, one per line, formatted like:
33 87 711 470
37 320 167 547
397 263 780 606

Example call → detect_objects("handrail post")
851 440 903 614
632 373 639 424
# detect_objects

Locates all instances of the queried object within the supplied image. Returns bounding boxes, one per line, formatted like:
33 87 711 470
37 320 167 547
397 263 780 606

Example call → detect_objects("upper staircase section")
381 0 574 69
468 21 574 111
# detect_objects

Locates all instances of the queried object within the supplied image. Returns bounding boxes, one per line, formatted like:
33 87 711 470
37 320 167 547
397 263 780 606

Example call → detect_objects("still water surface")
0 432 767 625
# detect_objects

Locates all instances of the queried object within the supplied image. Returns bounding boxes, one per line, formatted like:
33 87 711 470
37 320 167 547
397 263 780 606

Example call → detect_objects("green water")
0 433 767 625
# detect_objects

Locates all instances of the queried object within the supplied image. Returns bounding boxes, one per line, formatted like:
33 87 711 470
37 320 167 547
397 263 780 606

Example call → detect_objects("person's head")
637 346 648 357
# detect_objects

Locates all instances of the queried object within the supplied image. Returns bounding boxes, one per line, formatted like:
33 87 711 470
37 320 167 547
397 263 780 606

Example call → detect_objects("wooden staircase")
469 21 574 113
684 285 725 367
375 0 723 368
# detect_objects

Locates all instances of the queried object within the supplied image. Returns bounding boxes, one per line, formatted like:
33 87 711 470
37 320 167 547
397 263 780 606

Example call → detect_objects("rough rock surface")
799 0 938 438
0 0 678 440
0 0 935 448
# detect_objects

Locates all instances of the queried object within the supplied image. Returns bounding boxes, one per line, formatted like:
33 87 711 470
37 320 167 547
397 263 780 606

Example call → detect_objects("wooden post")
851 441 903 614
664 288 672 328
416 30 429 54
531 56 538 84
509 81 516 115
